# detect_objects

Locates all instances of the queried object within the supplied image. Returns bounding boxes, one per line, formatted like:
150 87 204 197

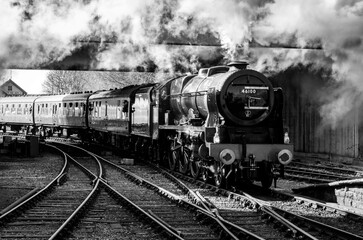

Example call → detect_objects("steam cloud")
1 0 363 127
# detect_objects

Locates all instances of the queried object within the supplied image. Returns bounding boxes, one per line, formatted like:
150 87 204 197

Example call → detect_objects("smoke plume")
251 0 363 127
1 0 363 127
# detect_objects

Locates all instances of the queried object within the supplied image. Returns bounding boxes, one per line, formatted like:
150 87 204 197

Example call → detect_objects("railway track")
50 142 242 239
132 161 363 240
3 140 363 239
291 162 360 175
0 144 99 239
284 161 361 184
68 188 163 240
53 142 296 239
61 143 363 239
95 155 363 240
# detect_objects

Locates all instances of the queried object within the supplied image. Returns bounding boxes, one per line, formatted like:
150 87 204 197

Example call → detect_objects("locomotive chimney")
227 61 248 71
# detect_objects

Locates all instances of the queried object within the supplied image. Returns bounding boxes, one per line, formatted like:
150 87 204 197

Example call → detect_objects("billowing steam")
251 0 363 128
1 0 363 127
1 1 95 68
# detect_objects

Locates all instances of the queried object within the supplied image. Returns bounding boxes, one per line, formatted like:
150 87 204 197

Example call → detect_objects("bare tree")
100 71 157 86
42 70 87 94
42 70 164 94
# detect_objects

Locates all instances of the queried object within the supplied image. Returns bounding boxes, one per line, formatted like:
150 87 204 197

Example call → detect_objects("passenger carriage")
0 96 38 133
34 93 91 137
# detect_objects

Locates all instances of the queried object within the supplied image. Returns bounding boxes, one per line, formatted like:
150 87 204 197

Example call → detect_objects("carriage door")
52 103 57 125
131 88 152 136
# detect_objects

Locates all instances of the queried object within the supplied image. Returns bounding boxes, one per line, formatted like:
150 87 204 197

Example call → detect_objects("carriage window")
122 100 128 113
122 100 129 119
116 100 121 119
80 102 84 116
68 102 73 116
64 103 67 108
5 104 9 114
17 104 22 114
75 102 79 108
105 101 108 116
59 103 61 108
38 105 40 114
99 101 102 117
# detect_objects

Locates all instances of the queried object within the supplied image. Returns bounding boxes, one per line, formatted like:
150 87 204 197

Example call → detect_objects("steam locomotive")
0 61 293 188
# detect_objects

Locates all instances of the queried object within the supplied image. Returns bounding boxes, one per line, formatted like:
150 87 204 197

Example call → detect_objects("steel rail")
99 180 185 240
289 162 358 175
90 154 271 240
49 179 101 240
86 153 247 239
156 163 267 208
271 206 363 240
47 143 104 239
261 206 318 240
46 143 190 238
285 168 351 180
153 163 341 240
0 144 68 221
47 141 104 179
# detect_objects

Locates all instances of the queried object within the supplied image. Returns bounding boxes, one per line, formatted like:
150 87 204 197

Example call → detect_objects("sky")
4 69 48 94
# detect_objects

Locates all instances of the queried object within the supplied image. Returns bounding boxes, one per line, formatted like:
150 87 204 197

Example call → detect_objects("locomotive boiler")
157 61 293 188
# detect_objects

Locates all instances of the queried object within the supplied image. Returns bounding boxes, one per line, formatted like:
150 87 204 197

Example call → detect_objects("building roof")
0 79 27 95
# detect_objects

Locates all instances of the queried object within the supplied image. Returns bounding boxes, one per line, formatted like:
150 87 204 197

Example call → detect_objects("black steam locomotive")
0 61 293 188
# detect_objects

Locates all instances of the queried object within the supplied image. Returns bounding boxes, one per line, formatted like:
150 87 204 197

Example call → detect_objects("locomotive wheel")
190 158 201 179
260 160 273 189
169 149 179 171
201 167 212 183
141 141 149 160
179 148 190 174
214 164 226 188
148 143 157 162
